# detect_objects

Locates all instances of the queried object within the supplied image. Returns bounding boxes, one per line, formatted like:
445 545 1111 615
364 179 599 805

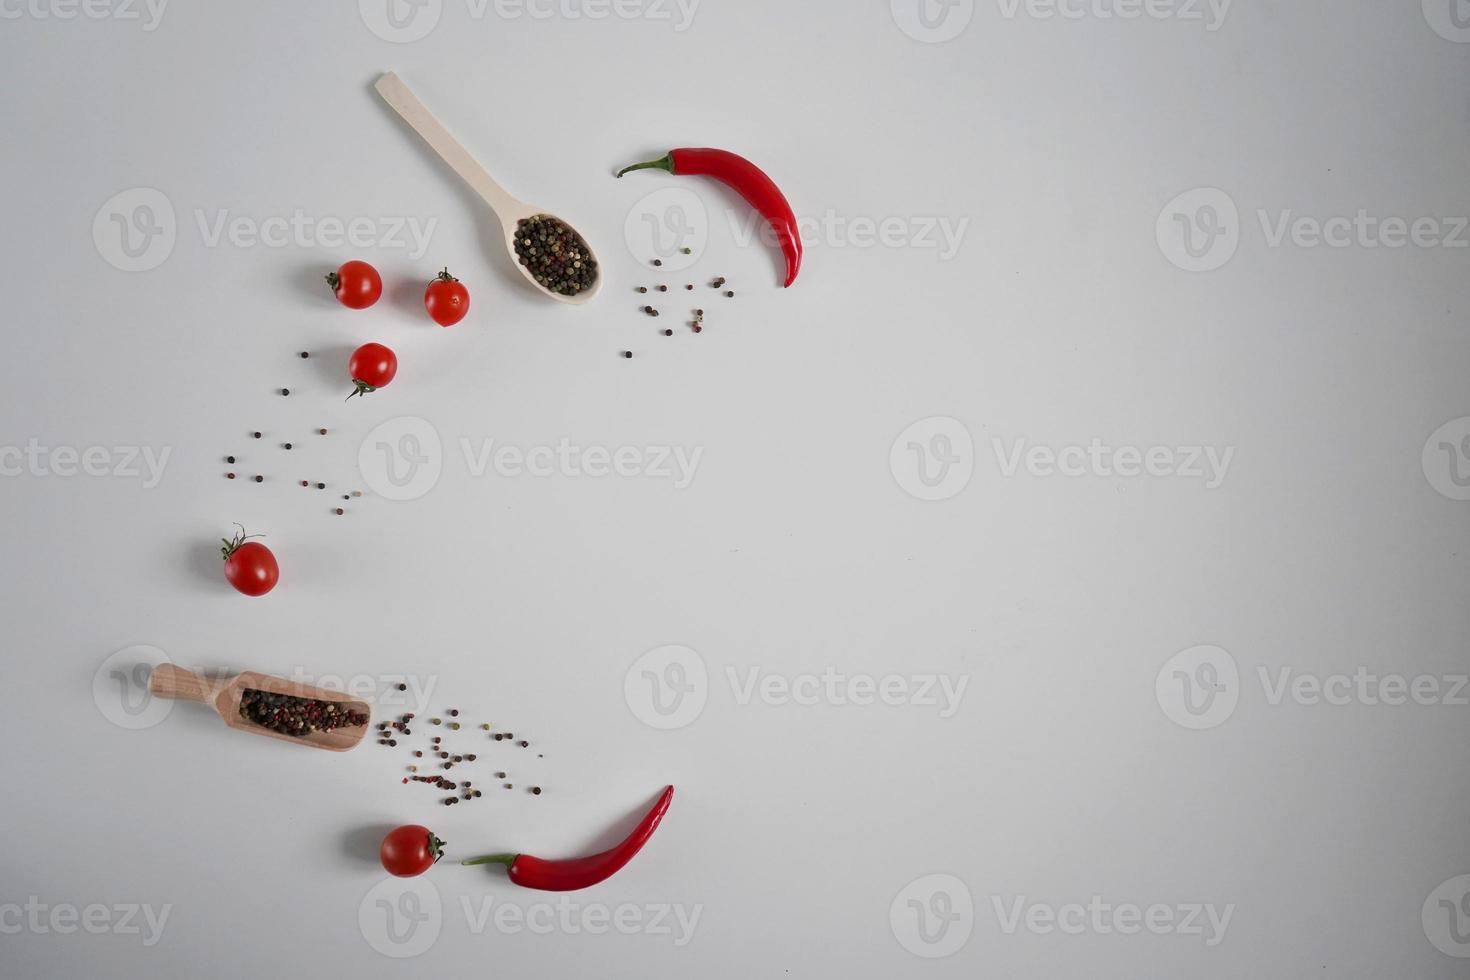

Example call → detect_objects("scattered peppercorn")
226 456 236 464
652 259 662 267
664 329 673 336
519 740 528 748
284 443 292 450
252 432 261 439
692 324 703 333
318 428 327 435
281 389 290 396
531 787 542 795
316 483 325 489
657 285 668 292
226 473 236 479
623 351 633 359
465 754 477 761
637 286 647 293
681 247 692 254
685 284 693 290
449 709 458 717
335 508 344 515
254 475 263 483
449 722 460 730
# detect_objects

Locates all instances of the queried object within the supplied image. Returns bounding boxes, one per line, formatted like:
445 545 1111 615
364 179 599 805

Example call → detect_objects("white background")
2 0 1469 976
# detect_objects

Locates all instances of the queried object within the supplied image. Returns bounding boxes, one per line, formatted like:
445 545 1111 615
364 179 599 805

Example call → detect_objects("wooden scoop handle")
148 664 224 704
374 72 522 220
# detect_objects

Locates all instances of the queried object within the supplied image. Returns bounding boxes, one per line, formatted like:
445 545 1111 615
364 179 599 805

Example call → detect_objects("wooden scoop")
374 71 603 306
147 664 371 751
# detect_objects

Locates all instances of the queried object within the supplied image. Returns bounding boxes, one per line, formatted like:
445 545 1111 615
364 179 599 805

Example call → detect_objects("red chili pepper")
461 785 673 891
617 148 802 287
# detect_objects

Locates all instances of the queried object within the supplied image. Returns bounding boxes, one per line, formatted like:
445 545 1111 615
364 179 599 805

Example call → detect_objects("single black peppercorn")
284 443 292 450
664 329 673 336
252 432 262 439
299 351 309 358
316 483 325 489
652 259 662 267
254 475 263 483
335 508 344 515
681 247 692 254
623 351 633 359
465 754 477 761
414 750 423 757
637 286 647 293
449 709 458 716
226 473 236 479
281 388 290 396
397 683 407 691
519 740 528 747
726 290 734 297
496 772 506 779
657 285 667 292
226 456 236 464
685 284 693 290
318 428 327 435
531 787 541 795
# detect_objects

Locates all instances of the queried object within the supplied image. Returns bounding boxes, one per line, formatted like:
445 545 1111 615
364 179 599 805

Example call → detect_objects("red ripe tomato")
424 268 470 327
220 526 278 597
381 825 445 877
347 343 397 399
326 260 382 309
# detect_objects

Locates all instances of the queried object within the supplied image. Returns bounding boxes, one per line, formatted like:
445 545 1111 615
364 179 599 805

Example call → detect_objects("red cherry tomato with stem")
381 825 446 877
326 260 382 309
347 343 397 399
221 525 278 597
424 268 470 327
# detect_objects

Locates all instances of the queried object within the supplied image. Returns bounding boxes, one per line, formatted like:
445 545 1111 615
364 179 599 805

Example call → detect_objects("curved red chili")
617 148 802 287
461 785 673 891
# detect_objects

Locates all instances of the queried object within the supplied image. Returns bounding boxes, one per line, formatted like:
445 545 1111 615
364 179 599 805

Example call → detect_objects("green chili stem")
461 853 518 868
615 154 675 178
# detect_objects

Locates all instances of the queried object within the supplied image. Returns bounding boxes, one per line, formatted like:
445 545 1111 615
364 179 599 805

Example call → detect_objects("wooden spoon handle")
374 72 522 220
148 664 219 703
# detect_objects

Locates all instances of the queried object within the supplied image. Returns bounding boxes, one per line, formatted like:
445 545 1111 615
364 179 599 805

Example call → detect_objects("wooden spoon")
374 72 602 305
147 664 371 751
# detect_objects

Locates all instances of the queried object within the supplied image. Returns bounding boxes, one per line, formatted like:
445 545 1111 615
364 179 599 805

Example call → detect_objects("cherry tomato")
381 825 445 877
326 260 382 309
347 343 397 399
424 268 470 327
220 526 278 597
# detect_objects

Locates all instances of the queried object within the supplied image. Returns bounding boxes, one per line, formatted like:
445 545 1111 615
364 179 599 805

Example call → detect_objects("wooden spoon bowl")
148 664 371 751
375 72 602 306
